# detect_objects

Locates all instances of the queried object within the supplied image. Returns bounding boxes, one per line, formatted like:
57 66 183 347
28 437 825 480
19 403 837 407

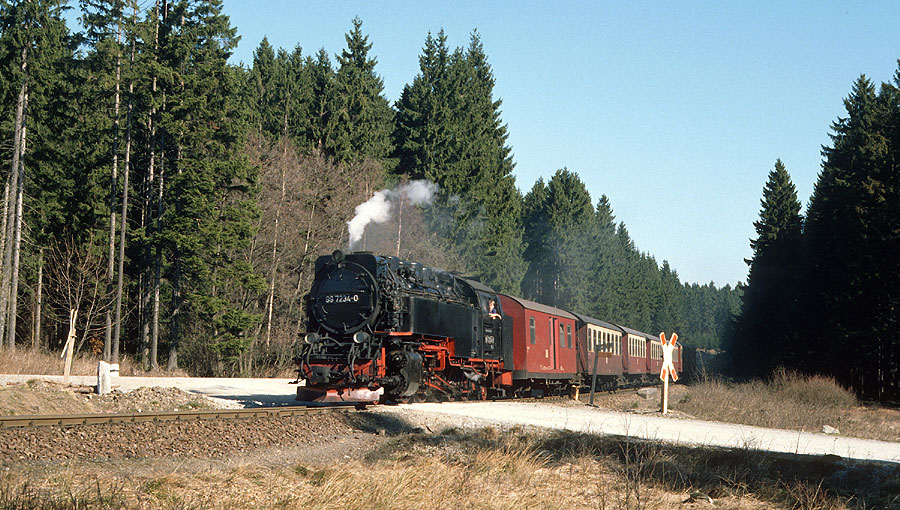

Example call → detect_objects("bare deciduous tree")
44 237 114 356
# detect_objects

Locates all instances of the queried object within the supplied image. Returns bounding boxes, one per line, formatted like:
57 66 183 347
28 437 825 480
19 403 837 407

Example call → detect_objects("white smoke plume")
347 180 439 250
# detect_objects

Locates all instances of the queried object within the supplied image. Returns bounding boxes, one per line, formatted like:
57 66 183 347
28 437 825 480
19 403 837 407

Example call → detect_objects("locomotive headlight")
302 332 321 345
352 331 369 344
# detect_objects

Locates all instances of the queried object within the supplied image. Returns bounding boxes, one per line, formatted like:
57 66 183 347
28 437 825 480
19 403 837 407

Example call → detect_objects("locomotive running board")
296 386 385 403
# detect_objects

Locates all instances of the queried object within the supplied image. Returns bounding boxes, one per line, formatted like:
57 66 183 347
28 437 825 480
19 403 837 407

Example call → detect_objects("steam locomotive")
294 250 681 403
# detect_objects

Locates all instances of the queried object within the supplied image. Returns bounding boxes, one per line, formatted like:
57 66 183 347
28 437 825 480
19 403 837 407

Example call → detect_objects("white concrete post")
97 360 111 394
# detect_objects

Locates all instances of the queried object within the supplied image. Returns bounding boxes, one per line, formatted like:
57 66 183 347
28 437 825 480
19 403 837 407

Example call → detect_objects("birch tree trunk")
62 309 78 384
0 46 28 350
105 22 123 361
6 82 27 350
32 249 43 350
113 15 136 365
264 157 287 346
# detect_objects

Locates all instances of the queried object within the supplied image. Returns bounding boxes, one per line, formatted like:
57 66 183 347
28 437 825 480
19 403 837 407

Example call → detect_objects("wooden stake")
662 376 669 414
63 309 77 383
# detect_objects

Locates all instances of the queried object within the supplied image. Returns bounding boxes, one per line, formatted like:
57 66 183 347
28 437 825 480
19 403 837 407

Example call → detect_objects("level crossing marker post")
659 332 678 415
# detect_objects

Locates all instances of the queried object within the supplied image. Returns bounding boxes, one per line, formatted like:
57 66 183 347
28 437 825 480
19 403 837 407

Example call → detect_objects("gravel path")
0 374 300 407
394 401 900 463
4 374 898 464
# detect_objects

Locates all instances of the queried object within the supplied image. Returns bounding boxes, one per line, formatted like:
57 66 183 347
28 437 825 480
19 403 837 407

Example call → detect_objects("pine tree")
327 17 393 164
731 159 803 376
805 74 898 399
248 37 278 140
521 169 594 309
305 48 334 152
0 0 70 351
157 0 264 372
393 30 524 293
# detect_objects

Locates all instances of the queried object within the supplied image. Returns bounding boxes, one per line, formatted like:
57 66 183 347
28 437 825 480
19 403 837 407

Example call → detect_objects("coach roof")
500 295 578 320
570 312 623 333
616 324 655 340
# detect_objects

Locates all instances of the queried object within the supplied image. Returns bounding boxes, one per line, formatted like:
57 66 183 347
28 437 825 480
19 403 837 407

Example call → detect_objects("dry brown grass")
5 426 894 510
0 348 187 377
674 369 899 442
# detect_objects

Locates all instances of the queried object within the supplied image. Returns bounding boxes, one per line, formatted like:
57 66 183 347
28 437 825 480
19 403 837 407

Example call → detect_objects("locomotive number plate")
324 293 360 304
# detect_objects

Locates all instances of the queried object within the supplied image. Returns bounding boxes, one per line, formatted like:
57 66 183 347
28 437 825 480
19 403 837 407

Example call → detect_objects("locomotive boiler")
295 250 512 402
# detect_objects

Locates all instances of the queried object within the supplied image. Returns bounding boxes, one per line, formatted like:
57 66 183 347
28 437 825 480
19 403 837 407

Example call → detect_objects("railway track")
0 404 360 429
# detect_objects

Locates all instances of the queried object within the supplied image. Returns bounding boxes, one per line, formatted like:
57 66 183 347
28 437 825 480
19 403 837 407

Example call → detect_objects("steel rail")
0 405 359 429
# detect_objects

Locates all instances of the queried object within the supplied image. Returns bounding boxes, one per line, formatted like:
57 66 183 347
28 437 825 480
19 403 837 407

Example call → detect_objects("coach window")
559 324 565 348
529 317 536 345
566 324 572 348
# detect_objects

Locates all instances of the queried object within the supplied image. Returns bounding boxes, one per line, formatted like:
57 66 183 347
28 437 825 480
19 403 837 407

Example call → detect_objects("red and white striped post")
659 332 679 414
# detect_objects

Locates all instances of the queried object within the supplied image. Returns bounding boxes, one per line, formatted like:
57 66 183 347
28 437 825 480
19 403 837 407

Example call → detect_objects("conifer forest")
0 1 897 401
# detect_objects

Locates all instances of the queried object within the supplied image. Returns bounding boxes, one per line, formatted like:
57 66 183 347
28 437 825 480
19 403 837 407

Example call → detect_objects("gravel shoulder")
387 401 900 463
2 374 898 465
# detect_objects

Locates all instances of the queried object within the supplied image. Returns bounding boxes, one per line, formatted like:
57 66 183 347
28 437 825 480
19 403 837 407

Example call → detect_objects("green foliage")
730 159 804 376
327 17 393 164
522 169 595 309
1 7 746 374
803 73 900 399
393 30 524 294
150 0 263 370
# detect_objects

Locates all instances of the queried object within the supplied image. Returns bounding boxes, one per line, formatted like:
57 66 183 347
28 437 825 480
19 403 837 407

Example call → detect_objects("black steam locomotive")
295 250 512 402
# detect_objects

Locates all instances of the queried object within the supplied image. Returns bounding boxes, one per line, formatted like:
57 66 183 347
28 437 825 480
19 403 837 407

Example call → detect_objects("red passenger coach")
620 325 652 382
499 295 577 388
674 341 684 373
648 333 664 375
573 313 625 383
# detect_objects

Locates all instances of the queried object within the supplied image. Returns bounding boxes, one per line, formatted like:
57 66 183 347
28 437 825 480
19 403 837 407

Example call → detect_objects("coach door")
549 317 558 371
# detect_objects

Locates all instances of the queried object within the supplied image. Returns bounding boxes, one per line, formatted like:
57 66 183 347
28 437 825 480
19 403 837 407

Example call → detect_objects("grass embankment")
0 348 298 379
2 426 898 510
0 348 180 377
674 369 898 442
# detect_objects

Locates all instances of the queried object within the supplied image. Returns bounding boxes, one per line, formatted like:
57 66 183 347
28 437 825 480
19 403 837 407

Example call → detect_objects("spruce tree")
805 74 898 399
653 261 685 337
305 48 334 152
587 195 624 321
393 30 524 293
328 17 393 164
248 37 279 140
521 169 594 309
0 0 70 350
731 159 803 376
157 0 264 372
521 179 549 301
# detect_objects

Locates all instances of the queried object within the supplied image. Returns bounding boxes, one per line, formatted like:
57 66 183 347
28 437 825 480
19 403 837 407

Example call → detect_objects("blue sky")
218 1 899 286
